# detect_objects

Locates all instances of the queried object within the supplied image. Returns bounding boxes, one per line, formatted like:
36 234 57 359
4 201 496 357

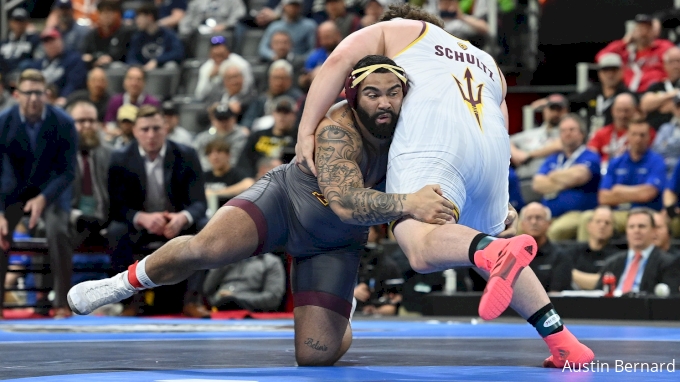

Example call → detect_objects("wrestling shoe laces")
67 273 135 315
476 234 537 320
542 327 595 368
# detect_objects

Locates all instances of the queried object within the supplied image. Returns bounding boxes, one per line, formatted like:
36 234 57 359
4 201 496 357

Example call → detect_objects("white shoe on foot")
67 273 135 315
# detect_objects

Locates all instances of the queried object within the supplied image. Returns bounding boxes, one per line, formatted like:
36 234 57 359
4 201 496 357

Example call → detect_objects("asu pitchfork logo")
452 68 484 131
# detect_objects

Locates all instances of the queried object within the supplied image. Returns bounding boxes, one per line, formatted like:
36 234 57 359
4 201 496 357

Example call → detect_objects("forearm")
613 185 658 203
663 189 678 207
572 269 601 290
548 167 589 188
331 188 409 226
528 140 562 158
158 10 185 28
532 176 563 195
641 92 675 112
213 179 255 197
459 14 489 35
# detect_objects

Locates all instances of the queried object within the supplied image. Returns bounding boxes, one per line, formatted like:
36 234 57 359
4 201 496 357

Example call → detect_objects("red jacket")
596 39 675 92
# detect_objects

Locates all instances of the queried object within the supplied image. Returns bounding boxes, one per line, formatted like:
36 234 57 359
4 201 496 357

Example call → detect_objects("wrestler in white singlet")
387 22 510 236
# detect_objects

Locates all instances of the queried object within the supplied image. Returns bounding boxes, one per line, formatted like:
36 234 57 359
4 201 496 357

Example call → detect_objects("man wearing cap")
46 0 100 29
0 69 77 319
237 98 298 177
193 103 248 171
0 8 40 76
111 104 138 149
652 93 680 175
194 36 253 101
31 28 87 103
259 0 317 62
532 114 601 241
127 4 184 70
66 67 111 122
641 47 680 130
82 0 136 68
47 0 91 53
178 0 245 38
510 93 568 179
596 14 674 93
569 53 631 131
162 101 193 146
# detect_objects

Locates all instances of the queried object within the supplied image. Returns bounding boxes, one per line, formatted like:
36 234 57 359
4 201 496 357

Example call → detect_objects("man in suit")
0 69 77 319
107 105 209 317
57 100 112 249
597 207 680 295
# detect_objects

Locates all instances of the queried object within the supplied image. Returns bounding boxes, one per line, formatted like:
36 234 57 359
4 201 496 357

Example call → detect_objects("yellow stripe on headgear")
350 64 407 88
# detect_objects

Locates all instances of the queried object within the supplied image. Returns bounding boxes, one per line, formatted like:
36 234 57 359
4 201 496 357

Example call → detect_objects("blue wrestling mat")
1 316 678 381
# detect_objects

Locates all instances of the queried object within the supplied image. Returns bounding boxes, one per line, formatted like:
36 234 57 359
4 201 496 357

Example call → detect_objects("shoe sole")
543 347 595 368
478 234 537 320
67 292 85 316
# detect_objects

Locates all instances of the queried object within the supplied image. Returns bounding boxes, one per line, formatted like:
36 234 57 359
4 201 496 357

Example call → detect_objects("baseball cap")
162 101 178 116
545 93 568 109
634 14 653 24
274 99 297 113
53 0 72 10
282 0 303 5
214 104 234 120
597 53 623 70
117 104 139 122
210 35 230 47
40 28 62 41
10 8 29 21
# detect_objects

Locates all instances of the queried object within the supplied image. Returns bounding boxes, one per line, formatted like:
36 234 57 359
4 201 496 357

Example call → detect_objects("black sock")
527 303 564 338
468 233 496 265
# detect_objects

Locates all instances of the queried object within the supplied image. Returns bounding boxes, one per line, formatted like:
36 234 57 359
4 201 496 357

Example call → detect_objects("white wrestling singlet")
388 22 511 235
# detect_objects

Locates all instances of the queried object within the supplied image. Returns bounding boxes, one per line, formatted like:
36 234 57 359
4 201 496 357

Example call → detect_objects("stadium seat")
145 67 181 100
248 0 269 11
251 63 269 93
105 65 127 94
238 29 265 63
179 59 205 97
177 100 209 135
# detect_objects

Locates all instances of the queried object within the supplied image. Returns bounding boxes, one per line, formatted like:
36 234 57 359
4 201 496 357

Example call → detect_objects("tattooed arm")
315 123 455 226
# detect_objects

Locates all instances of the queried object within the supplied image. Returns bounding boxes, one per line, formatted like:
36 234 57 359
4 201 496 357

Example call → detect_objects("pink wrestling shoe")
542 327 595 368
473 234 537 320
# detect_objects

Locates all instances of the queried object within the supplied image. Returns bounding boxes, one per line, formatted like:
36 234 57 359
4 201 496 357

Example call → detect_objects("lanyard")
595 95 615 117
555 145 586 170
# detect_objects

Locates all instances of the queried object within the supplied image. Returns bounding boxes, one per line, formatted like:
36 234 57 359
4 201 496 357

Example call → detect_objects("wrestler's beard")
356 106 397 139
78 130 100 151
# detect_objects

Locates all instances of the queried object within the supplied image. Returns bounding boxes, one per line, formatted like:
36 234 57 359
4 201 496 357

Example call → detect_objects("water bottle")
603 272 616 297
444 269 457 294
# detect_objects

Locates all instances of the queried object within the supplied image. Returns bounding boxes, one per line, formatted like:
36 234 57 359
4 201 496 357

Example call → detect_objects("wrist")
401 194 413 216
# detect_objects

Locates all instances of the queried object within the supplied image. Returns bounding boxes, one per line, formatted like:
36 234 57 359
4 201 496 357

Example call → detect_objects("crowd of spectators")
1 1 679 320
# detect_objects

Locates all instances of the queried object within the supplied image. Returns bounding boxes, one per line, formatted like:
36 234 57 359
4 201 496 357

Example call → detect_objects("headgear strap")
348 64 408 89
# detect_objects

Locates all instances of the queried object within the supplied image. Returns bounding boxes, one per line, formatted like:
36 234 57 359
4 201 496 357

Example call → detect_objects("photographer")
354 225 403 316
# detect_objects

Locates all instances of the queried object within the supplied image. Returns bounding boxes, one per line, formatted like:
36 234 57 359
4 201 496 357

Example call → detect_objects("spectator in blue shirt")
0 8 40 76
661 154 680 237
532 114 601 241
259 0 317 61
156 0 188 30
304 21 341 72
578 120 666 241
33 28 87 104
127 4 185 70
508 166 524 212
651 93 680 176
0 69 78 319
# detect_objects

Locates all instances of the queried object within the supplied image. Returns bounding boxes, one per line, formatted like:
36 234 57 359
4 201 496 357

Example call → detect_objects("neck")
129 93 140 103
90 91 103 101
631 244 650 253
602 85 617 97
564 145 579 157
22 109 43 123
588 237 606 251
614 123 626 132
272 124 288 136
217 124 233 134
144 148 161 161
636 40 652 50
630 149 645 161
536 235 548 248
146 24 158 35
212 164 230 177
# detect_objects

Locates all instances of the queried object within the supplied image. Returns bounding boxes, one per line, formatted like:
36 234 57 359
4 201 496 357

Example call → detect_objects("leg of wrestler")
394 218 593 368
67 205 259 315
292 252 358 366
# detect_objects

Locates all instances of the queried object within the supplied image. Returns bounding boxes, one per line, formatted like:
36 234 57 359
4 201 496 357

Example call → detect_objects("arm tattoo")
316 125 406 225
304 338 328 352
